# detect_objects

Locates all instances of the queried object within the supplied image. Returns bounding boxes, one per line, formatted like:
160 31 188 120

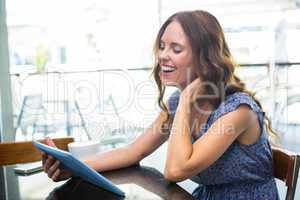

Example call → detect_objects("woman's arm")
164 89 257 182
85 111 169 171
44 111 169 181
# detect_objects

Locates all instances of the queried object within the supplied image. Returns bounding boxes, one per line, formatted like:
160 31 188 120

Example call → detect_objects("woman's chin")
162 80 180 87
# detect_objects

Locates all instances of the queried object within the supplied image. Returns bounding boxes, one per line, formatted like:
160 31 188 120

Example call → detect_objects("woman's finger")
47 160 60 178
44 155 55 172
51 168 61 182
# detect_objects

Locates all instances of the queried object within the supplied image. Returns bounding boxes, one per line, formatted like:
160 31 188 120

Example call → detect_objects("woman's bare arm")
165 93 255 182
85 111 169 171
43 111 169 181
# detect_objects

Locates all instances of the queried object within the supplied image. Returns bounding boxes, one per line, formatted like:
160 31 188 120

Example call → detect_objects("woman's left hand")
180 78 202 104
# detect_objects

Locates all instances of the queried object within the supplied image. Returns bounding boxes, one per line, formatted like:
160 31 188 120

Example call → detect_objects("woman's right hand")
41 137 72 182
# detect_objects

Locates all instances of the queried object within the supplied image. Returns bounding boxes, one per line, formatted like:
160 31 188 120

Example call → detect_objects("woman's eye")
159 43 165 50
173 46 182 53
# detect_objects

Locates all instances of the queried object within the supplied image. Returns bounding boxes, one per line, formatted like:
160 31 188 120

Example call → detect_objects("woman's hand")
180 78 203 109
42 137 72 182
181 78 202 101
179 77 213 119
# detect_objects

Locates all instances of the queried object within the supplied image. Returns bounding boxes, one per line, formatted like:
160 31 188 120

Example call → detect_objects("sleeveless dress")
168 91 279 200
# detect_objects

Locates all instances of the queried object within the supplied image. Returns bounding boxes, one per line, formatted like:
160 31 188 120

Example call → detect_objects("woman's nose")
158 49 170 62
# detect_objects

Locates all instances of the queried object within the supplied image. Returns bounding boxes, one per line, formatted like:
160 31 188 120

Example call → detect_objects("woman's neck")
189 101 214 139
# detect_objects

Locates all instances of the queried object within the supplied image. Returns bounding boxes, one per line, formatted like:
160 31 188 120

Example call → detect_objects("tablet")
33 141 125 197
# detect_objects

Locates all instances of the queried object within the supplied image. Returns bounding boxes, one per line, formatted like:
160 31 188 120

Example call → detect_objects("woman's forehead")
161 21 188 45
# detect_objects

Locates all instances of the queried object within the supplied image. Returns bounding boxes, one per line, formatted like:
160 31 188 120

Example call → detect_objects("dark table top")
4 164 196 200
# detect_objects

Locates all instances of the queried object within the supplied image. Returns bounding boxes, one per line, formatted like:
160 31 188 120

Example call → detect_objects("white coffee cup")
68 141 100 160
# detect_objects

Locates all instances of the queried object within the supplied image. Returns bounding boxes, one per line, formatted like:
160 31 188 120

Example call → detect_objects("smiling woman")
41 10 280 200
151 10 279 200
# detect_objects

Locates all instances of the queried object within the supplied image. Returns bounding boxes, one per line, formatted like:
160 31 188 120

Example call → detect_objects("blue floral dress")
168 91 279 200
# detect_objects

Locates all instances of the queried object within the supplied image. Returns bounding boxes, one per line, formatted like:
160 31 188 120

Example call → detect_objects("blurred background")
1 0 300 199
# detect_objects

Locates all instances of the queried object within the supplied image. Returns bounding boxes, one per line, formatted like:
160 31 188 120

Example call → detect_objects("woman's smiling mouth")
161 66 177 73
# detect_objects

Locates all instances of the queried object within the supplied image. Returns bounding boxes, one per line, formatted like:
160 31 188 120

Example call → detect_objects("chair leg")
0 167 6 200
286 187 295 200
286 156 300 200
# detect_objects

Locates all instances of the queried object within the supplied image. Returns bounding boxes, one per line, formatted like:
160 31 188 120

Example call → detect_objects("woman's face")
158 21 195 89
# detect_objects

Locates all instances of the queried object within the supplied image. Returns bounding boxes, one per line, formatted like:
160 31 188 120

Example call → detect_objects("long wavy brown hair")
152 10 277 139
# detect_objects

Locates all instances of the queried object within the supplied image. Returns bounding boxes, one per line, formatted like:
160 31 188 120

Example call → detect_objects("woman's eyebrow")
170 42 184 48
159 40 184 48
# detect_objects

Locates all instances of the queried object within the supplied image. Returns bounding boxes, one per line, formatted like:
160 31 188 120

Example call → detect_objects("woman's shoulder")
211 92 263 121
224 92 260 110
225 91 252 102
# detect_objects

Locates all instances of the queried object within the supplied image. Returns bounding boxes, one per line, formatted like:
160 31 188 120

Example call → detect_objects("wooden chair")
272 146 300 200
0 137 74 165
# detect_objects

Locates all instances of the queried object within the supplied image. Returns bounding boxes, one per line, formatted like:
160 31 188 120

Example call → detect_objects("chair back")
272 146 300 200
0 137 74 165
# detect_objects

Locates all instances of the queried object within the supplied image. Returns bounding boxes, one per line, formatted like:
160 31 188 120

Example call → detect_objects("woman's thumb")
45 137 57 147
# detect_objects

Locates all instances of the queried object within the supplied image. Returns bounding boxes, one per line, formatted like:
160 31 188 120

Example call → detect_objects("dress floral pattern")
168 91 279 200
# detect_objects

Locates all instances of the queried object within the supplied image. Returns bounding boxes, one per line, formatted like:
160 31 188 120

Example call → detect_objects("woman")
43 10 279 199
